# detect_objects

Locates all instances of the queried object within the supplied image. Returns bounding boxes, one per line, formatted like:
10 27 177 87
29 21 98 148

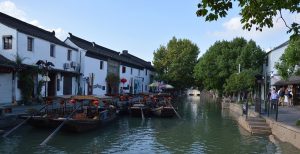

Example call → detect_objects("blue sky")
1 0 298 62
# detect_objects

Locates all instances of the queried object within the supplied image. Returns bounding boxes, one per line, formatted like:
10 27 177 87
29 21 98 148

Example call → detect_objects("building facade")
65 34 154 96
0 12 154 105
0 12 80 105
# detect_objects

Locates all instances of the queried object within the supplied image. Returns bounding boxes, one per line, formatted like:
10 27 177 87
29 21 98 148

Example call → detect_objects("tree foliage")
275 36 300 79
224 69 256 93
196 0 300 38
194 37 264 94
153 37 199 89
106 73 120 95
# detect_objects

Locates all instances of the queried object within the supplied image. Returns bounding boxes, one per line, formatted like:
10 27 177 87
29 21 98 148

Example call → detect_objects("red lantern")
69 99 76 104
120 78 127 83
93 100 99 106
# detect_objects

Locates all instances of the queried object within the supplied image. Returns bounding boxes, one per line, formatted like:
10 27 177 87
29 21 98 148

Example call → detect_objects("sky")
0 0 299 62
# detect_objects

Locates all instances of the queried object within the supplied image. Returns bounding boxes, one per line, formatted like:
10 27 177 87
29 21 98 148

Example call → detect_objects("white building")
119 50 154 94
264 41 289 88
65 34 154 96
0 12 80 105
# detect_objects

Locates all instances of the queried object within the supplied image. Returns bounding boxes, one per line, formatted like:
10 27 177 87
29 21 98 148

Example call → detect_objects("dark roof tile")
68 33 144 69
120 51 154 70
0 12 77 51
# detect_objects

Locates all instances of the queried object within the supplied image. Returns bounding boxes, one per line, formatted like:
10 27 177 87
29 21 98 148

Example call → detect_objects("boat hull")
27 116 61 129
152 107 175 118
61 113 117 132
130 107 150 117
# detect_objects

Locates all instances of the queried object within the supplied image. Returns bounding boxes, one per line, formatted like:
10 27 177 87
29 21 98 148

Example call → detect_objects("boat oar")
140 108 145 120
2 105 47 138
40 105 80 146
170 103 182 119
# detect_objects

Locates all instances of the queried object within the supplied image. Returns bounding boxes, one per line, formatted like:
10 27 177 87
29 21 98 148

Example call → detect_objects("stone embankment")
223 100 300 150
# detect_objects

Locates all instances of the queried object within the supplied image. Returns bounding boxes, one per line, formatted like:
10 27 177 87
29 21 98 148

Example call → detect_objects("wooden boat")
52 95 117 132
129 103 150 117
150 94 176 118
23 95 73 129
152 106 175 118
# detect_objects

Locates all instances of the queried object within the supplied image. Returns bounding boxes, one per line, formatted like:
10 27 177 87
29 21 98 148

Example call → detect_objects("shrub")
296 120 300 126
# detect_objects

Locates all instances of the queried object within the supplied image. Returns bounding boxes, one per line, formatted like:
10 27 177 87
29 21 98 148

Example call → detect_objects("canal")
0 95 299 153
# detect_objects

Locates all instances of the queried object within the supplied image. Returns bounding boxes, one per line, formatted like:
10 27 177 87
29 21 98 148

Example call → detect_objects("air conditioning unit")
71 61 77 67
64 63 70 69
75 66 80 72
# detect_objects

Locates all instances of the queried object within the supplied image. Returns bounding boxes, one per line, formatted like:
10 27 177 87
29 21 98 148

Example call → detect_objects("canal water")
1 96 299 154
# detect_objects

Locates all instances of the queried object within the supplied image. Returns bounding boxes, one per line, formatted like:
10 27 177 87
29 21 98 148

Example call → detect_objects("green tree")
194 38 264 95
224 69 256 94
153 37 199 89
275 36 300 79
196 0 300 38
106 73 120 95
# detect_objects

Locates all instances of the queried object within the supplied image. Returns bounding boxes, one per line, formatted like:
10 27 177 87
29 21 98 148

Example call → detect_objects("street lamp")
264 71 273 117
36 60 54 98
255 74 263 114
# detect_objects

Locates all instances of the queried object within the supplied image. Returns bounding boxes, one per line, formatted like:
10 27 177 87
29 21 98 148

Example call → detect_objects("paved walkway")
266 106 300 128
1 103 45 116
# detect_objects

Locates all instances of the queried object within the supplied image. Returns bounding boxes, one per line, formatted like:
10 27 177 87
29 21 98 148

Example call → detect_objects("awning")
273 76 300 86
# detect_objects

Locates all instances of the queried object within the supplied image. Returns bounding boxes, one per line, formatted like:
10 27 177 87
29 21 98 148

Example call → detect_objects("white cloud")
207 9 300 43
0 1 26 20
51 28 68 40
0 0 66 40
222 17 241 31
210 15 288 41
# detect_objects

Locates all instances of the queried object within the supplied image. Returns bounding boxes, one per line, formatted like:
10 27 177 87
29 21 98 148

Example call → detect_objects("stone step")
251 129 272 135
250 125 271 130
246 117 266 122
248 121 267 126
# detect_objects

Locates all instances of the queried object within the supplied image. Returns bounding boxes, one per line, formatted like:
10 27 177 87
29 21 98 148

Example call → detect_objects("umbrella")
162 84 174 89
149 82 160 87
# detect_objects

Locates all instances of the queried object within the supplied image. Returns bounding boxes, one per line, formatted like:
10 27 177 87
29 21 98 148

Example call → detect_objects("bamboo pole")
40 105 80 146
169 103 181 119
140 108 145 120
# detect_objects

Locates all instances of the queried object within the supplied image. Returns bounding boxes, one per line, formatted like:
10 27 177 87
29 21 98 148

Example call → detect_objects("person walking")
284 88 289 106
287 88 293 106
270 88 279 110
278 87 285 106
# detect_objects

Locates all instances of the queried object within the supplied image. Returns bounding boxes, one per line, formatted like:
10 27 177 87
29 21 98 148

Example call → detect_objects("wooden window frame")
27 37 34 51
3 35 12 50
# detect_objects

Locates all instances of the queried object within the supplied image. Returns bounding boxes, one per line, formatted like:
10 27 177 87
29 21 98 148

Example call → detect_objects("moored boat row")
21 93 178 133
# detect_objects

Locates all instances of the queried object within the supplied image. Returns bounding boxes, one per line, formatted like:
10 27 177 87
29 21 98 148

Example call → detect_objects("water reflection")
0 95 299 153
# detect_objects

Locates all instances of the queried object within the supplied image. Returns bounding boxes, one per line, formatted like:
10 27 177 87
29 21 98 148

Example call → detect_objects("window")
265 56 269 66
145 69 148 75
3 35 12 49
122 66 126 73
27 37 33 51
100 61 103 70
50 44 55 57
138 69 140 76
130 68 133 75
67 50 72 61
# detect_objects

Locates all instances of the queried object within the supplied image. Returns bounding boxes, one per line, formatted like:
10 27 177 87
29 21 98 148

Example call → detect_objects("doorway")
63 74 72 95
48 72 56 96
